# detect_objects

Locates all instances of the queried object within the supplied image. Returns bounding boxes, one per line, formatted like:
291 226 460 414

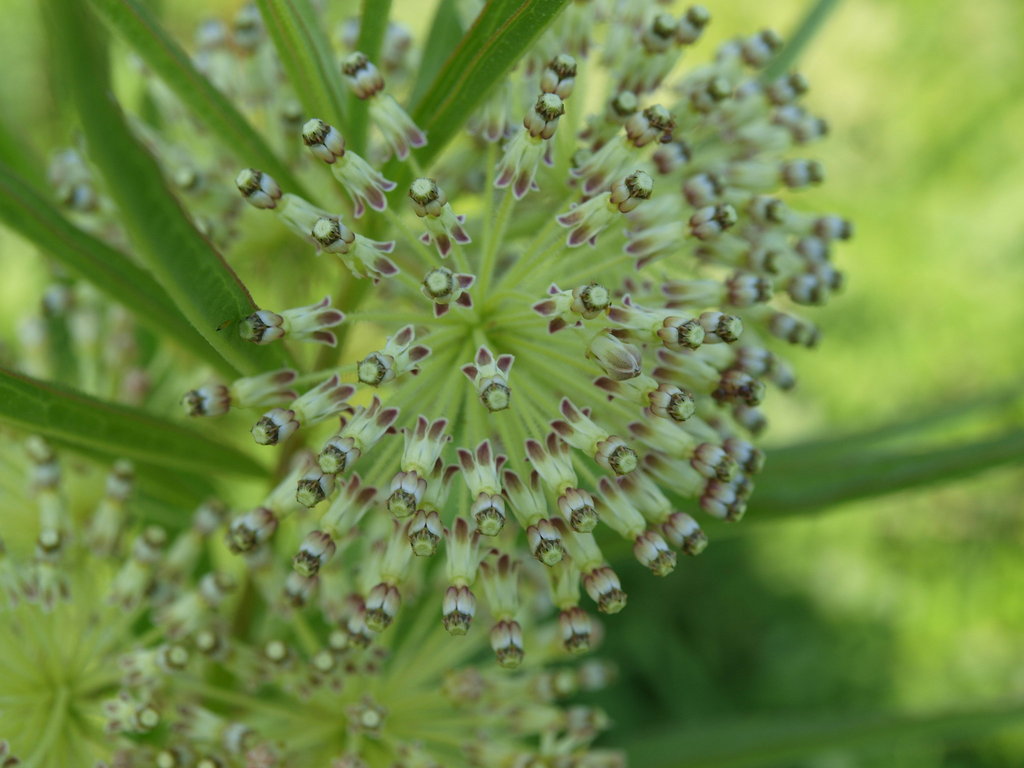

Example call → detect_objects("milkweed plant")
0 0 851 765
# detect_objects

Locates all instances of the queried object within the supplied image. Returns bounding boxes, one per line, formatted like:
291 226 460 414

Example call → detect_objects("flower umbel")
6 1 851 765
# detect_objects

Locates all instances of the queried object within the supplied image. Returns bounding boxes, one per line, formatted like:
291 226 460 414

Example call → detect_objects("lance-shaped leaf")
43 0 291 378
0 368 265 478
255 0 348 128
407 0 464 107
86 0 311 200
751 429 1024 518
0 162 228 372
410 0 571 167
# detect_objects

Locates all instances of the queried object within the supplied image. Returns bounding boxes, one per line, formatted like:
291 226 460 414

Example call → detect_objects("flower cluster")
6 0 849 764
0 439 620 766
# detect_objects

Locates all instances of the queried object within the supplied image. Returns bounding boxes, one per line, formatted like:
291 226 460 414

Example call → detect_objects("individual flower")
407 177 471 257
301 117 397 216
495 90 568 199
239 295 345 347
341 51 426 159
311 214 400 282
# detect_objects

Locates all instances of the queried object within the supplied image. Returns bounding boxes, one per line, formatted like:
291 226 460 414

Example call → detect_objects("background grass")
0 0 1021 765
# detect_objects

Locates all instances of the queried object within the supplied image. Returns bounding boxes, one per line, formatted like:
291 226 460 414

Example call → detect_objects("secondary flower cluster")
8 0 850 765
0 438 622 767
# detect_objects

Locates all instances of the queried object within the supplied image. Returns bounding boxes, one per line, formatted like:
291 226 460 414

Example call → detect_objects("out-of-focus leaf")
0 162 226 371
44 0 291 378
628 700 1024 768
762 0 842 81
0 368 265 478
86 0 311 199
255 0 348 128
407 0 464 106
0 118 42 185
751 429 1024 519
409 0 571 167
766 390 1021 466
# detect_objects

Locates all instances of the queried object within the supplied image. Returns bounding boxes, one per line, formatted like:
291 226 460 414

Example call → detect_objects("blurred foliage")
0 0 1021 765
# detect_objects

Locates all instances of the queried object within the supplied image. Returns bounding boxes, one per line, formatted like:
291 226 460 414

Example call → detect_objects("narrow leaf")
407 0 464 106
0 162 228 371
0 118 42 186
255 0 348 128
86 0 311 200
751 429 1024 518
0 368 265 478
628 700 1024 768
60 441 220 516
44 0 291 378
410 0 571 167
765 390 1020 467
762 0 843 81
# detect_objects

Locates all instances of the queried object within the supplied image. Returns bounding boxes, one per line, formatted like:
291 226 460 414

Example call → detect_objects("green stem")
384 207 437 269
27 686 69 768
481 142 498 233
496 215 563 292
559 251 634 287
479 188 515 296
497 327 641 426
292 363 357 389
175 677 331 721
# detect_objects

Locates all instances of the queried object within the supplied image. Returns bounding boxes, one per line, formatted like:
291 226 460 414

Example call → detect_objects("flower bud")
558 487 599 533
587 332 642 380
490 619 524 669
442 584 476 636
582 566 627 614
341 51 384 99
409 178 470 257
364 583 401 632
226 508 277 554
559 607 593 654
292 530 337 577
632 530 676 576
690 204 738 240
699 311 744 343
526 519 566 566
461 346 514 413
541 54 577 98
408 509 443 556
662 512 708 555
235 168 281 209
296 469 336 508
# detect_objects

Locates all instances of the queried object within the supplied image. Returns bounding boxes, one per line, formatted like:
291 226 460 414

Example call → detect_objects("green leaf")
750 429 1024 519
255 0 348 129
407 0 464 107
0 118 42 186
86 0 311 200
56 440 220 520
44 0 291 378
764 390 1021 465
762 0 843 81
0 162 229 372
0 368 265 478
410 0 571 168
627 700 1024 768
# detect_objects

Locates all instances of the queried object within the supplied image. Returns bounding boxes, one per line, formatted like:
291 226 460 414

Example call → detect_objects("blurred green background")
1 0 1022 766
